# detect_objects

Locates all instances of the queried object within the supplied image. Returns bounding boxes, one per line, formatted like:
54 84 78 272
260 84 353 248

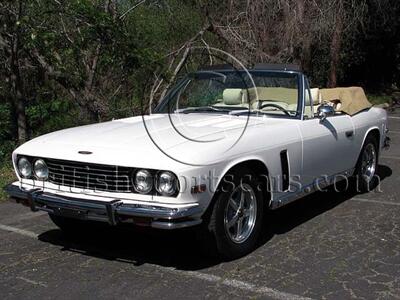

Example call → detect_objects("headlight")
156 171 178 196
17 157 32 178
34 159 48 180
133 169 153 194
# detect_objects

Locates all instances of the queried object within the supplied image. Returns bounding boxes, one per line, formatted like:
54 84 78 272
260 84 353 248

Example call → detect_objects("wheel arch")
225 158 269 176
214 158 272 207
361 127 381 153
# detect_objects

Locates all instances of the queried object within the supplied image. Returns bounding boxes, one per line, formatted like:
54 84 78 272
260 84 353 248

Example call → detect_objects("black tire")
198 167 266 260
354 134 379 193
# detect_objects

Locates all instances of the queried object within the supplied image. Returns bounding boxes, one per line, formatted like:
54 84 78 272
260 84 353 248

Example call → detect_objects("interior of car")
213 86 372 117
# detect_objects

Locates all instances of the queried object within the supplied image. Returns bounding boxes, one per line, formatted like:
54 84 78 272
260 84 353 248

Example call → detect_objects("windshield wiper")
175 106 232 114
231 110 297 117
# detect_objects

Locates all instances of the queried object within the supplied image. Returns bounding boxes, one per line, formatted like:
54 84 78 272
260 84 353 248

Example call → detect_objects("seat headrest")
223 89 243 105
247 87 298 104
310 88 320 105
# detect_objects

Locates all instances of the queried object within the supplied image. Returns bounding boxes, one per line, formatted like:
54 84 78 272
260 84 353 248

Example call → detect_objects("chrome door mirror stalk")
317 104 335 122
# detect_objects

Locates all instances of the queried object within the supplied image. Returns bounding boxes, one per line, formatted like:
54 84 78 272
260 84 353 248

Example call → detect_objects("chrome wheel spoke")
239 189 245 209
235 218 243 239
361 143 377 183
224 183 257 244
228 197 239 211
227 214 239 229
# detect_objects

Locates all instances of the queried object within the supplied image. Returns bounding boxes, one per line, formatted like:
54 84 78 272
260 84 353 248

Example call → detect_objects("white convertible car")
5 64 390 259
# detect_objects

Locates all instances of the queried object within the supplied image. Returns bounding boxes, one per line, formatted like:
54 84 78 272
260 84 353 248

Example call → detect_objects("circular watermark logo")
141 46 260 167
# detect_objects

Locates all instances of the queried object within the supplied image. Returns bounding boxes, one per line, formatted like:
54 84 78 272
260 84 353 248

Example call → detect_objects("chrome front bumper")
4 184 203 229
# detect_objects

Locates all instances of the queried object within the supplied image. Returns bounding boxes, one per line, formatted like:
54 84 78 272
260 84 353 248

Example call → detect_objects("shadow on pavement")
38 164 392 271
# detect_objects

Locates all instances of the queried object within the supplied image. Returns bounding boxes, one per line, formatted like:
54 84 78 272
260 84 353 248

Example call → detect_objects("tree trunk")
328 12 343 88
8 94 18 140
282 1 292 57
16 94 27 142
10 0 27 143
296 0 312 73
10 64 27 142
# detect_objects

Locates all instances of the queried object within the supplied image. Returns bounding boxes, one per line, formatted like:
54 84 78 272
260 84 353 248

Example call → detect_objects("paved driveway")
0 114 399 299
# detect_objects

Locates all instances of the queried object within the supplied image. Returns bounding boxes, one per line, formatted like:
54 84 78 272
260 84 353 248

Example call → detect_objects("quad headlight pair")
16 156 178 197
17 157 48 180
133 169 178 197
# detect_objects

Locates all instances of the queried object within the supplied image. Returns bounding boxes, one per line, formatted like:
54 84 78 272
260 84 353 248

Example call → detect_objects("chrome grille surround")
45 158 133 193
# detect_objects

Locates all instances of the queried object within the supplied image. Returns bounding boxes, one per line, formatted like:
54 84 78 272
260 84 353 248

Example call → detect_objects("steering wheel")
259 103 290 116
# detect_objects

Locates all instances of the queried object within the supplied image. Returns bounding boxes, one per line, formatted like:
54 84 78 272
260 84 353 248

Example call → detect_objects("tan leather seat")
246 87 298 114
309 88 321 114
247 87 298 104
223 89 244 105
214 89 249 108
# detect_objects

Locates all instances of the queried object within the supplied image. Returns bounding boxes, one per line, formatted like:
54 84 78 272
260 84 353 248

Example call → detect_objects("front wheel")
199 169 265 259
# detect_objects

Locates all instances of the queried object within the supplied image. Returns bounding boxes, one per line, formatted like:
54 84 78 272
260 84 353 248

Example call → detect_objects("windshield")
156 71 301 118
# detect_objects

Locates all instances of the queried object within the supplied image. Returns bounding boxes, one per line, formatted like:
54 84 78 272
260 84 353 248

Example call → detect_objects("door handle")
345 130 354 138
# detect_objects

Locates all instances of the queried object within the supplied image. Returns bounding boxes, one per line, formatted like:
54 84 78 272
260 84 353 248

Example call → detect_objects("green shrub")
0 161 15 201
367 94 392 106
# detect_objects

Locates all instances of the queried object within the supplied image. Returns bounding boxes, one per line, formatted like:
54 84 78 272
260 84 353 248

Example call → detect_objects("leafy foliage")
0 160 15 201
0 0 399 197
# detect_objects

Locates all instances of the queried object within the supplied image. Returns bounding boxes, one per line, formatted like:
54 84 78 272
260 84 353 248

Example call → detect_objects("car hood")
15 114 292 169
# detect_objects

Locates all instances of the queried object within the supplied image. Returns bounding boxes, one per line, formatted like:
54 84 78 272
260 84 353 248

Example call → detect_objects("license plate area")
54 207 88 219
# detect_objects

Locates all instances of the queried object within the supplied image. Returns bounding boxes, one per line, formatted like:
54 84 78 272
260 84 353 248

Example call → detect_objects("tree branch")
119 0 147 20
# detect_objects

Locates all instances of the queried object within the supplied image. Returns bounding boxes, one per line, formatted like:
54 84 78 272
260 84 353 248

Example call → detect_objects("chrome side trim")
270 168 355 209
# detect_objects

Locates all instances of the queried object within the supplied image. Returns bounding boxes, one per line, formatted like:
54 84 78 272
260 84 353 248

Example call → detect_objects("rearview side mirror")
317 104 335 122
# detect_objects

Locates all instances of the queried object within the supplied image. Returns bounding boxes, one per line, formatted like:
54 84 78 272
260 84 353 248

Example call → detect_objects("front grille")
46 158 133 193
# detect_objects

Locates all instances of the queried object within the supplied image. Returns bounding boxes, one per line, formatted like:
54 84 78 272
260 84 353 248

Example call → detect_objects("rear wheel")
354 135 379 192
199 168 266 260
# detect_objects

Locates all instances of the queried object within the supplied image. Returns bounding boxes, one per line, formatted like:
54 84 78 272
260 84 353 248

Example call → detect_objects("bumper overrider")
384 136 391 150
4 183 203 229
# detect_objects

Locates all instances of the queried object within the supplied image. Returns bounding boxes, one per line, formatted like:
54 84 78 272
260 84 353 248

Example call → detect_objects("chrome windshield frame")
154 69 305 120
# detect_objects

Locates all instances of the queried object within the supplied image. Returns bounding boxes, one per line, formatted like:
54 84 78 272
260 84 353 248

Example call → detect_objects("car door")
299 85 357 187
300 115 356 184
